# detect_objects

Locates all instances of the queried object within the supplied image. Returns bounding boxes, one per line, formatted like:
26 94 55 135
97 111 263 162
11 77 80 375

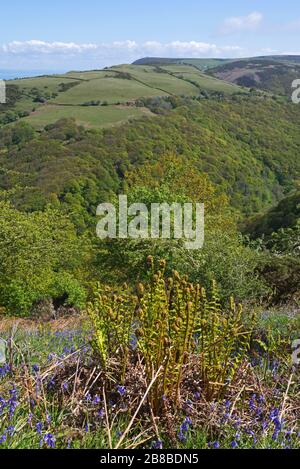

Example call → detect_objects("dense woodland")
0 92 300 316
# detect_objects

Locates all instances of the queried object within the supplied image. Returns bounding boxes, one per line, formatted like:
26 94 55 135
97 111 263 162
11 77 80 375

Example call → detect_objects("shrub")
88 259 256 413
0 201 85 316
50 272 87 310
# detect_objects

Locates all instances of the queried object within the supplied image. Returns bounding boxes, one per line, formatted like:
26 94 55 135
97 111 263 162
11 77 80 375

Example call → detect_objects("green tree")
0 201 87 316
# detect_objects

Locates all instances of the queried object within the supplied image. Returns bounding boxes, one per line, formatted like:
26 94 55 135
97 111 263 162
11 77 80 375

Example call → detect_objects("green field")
111 65 199 95
52 76 169 105
15 76 81 93
23 104 148 128
177 58 234 69
62 70 117 80
2 63 246 129
159 64 245 93
132 57 234 70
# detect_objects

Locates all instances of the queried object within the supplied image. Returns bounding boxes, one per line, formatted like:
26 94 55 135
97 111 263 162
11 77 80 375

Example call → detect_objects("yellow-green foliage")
87 284 134 375
197 284 254 399
88 259 256 411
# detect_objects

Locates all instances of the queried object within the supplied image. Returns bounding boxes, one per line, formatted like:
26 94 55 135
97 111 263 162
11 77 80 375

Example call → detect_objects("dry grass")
0 314 86 334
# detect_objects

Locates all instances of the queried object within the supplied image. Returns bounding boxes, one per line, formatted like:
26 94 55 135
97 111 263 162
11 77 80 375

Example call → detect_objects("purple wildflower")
93 395 101 405
153 440 163 449
43 433 56 449
116 386 126 397
36 422 43 434
178 417 192 443
8 387 18 419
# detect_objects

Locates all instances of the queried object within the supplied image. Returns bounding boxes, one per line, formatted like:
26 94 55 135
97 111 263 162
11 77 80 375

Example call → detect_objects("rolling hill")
132 57 233 70
0 64 246 129
134 55 300 97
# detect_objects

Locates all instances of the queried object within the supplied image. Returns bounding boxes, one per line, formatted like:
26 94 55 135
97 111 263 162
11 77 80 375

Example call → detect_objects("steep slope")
245 191 300 238
1 95 300 217
209 58 300 96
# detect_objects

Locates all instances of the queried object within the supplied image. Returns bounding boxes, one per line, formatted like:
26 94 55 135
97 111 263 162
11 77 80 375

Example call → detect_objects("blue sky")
1 0 300 70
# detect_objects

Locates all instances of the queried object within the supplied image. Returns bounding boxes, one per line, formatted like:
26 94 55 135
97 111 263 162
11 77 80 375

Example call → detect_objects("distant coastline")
0 69 67 80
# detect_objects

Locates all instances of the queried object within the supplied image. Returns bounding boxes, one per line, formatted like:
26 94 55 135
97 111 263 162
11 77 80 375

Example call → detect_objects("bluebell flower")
178 417 192 442
36 422 43 434
8 387 18 419
116 386 126 397
28 413 33 425
177 430 187 443
153 440 163 449
0 396 6 415
185 417 192 426
262 421 268 431
43 433 56 449
270 408 280 421
7 426 15 436
47 377 56 390
93 395 101 405
63 382 69 391
249 397 256 412
273 418 282 432
0 365 11 379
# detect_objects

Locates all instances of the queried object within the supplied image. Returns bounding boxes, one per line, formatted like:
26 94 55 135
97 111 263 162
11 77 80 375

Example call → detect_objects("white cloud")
3 40 99 54
0 39 242 57
221 12 263 34
152 41 243 56
0 39 245 69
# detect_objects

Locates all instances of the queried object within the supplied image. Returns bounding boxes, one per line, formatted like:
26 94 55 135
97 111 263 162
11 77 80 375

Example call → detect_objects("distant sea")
0 70 67 80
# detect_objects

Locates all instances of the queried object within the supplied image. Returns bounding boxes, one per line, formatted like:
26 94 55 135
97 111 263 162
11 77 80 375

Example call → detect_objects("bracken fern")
88 259 256 412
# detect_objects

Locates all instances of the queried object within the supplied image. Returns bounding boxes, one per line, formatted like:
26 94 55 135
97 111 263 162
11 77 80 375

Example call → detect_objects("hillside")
245 191 300 238
0 64 245 130
1 94 300 218
132 57 233 70
209 57 300 96
134 55 300 97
